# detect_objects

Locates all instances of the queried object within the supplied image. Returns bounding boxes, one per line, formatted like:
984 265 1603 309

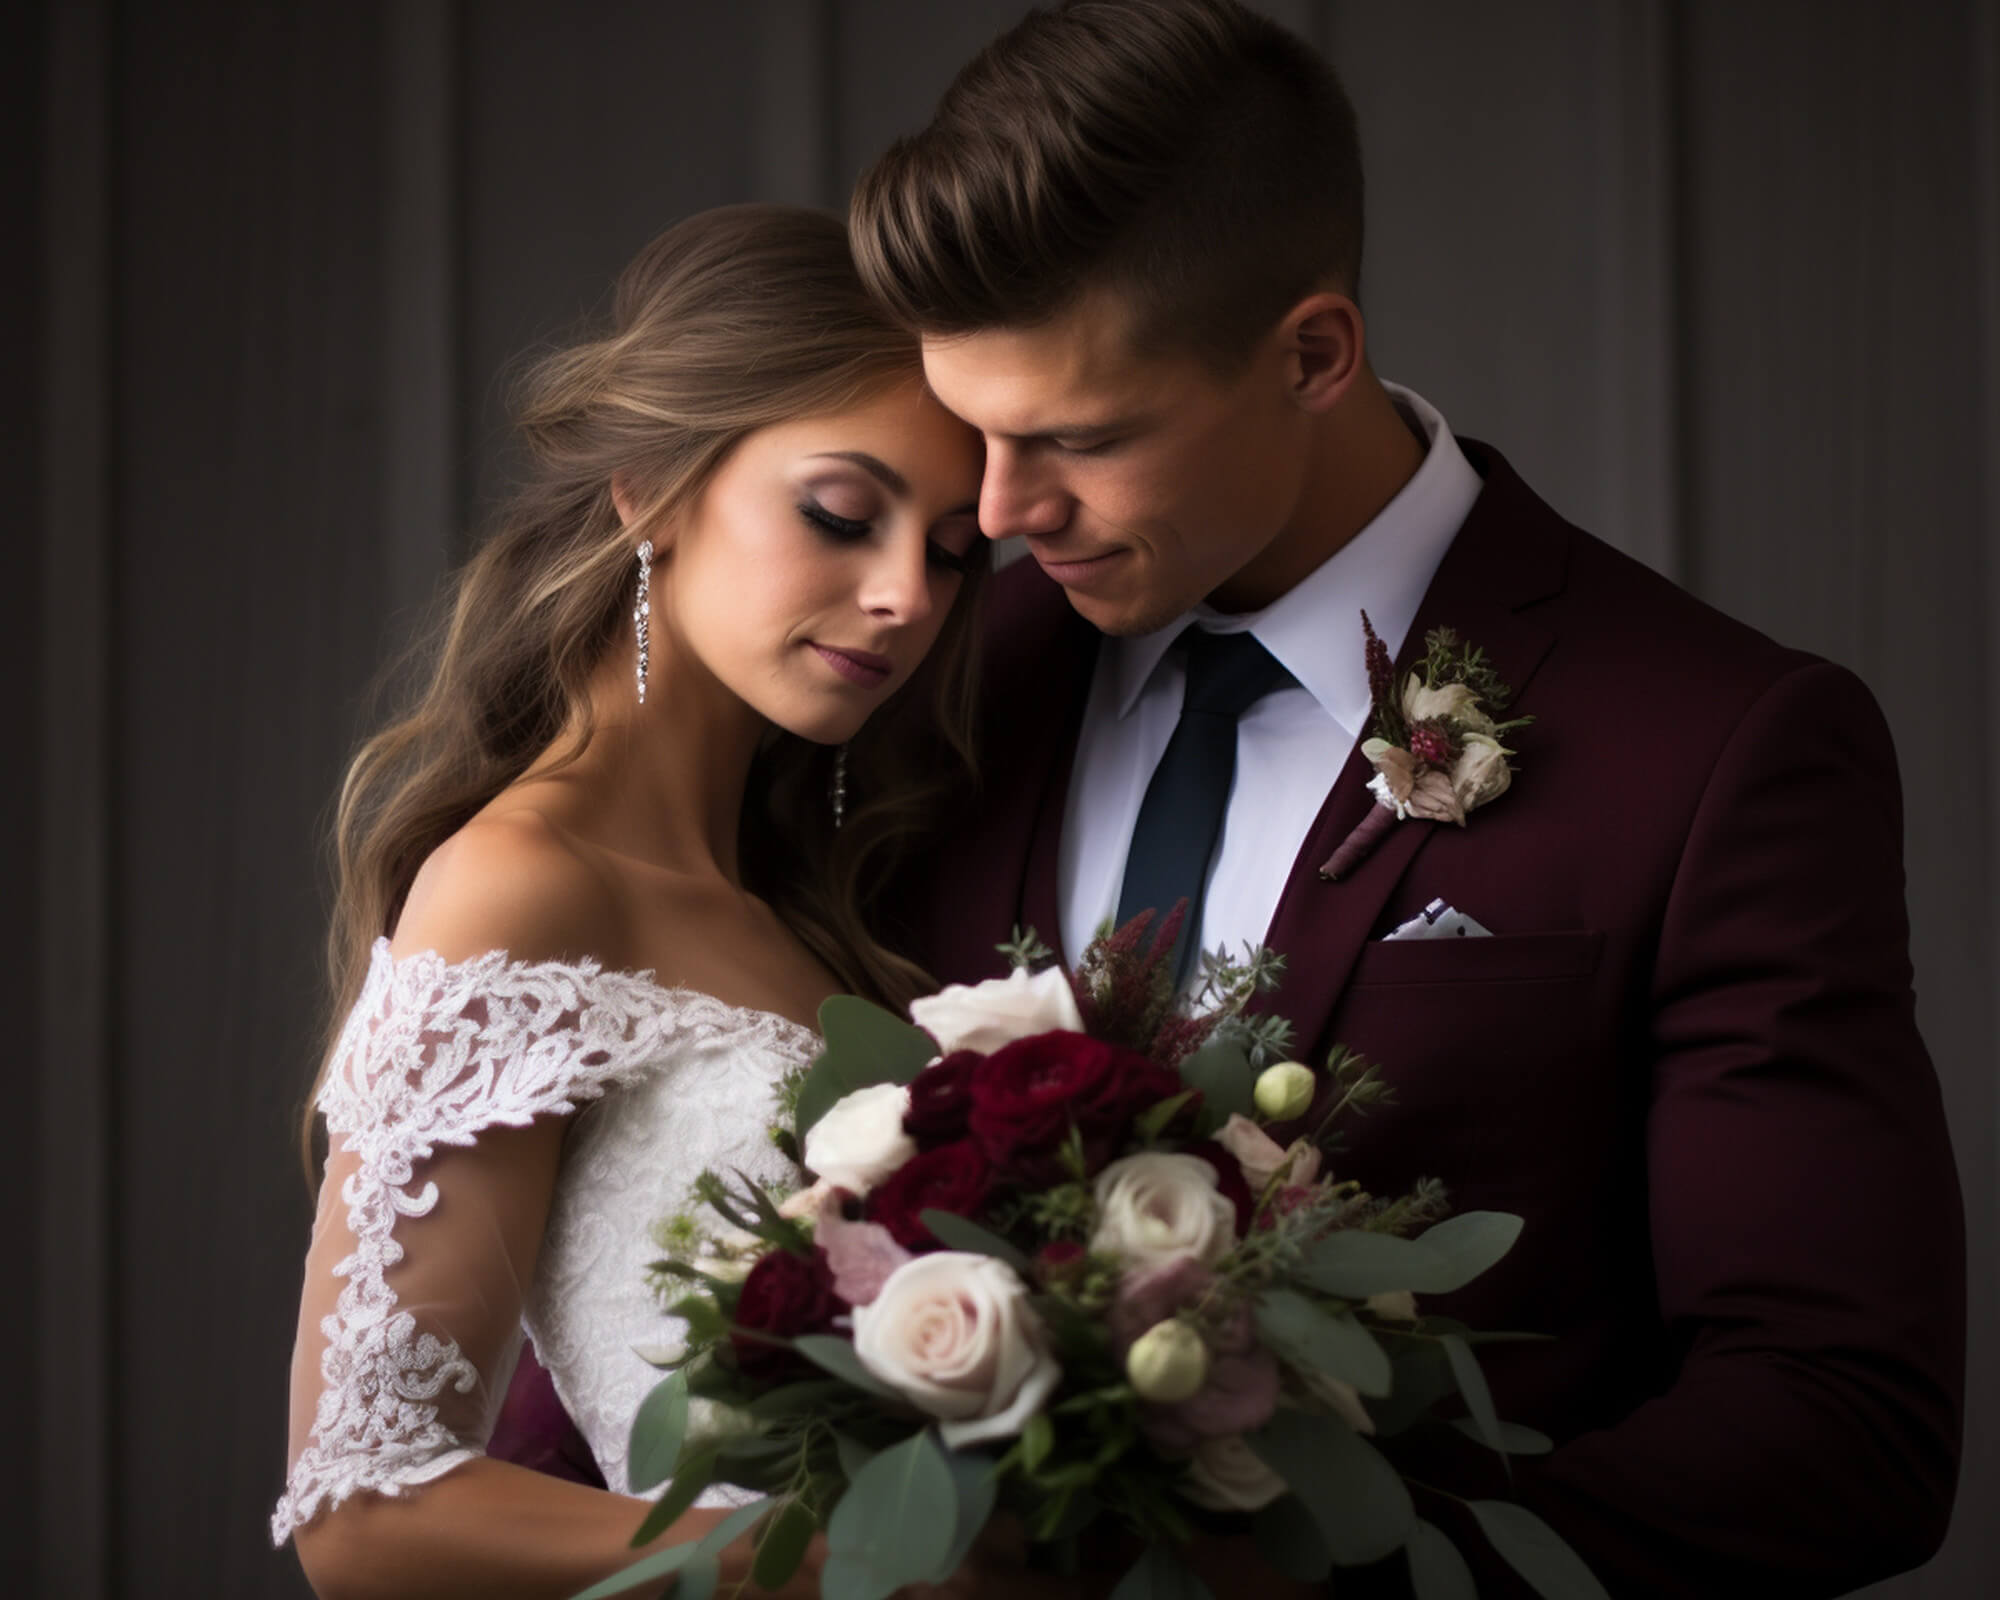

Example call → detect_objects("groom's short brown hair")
850 0 1364 372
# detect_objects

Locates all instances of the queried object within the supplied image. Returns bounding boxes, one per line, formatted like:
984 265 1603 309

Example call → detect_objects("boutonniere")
1321 612 1532 881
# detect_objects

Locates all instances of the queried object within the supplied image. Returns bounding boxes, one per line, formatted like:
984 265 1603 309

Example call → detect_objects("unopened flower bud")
1253 1061 1316 1122
1126 1318 1210 1404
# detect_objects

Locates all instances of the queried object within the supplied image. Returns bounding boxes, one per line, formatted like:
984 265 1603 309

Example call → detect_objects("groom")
848 1 1965 1595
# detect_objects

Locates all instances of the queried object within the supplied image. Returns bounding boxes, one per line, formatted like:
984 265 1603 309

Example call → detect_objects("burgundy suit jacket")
493 443 1962 1595
887 441 1965 1596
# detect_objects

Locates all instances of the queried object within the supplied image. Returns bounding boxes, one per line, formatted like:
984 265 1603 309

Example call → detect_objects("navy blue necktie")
1115 629 1296 987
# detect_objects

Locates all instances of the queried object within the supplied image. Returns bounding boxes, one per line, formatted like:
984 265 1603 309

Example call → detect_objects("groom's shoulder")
1469 442 1825 702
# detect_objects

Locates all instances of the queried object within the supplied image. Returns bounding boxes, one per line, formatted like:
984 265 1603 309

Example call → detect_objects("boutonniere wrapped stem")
1321 613 1532 881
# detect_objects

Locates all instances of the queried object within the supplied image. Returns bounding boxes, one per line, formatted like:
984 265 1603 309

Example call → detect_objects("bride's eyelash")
802 500 973 577
799 501 870 540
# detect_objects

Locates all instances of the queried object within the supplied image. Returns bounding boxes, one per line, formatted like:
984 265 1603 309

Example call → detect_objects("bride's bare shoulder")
389 808 628 970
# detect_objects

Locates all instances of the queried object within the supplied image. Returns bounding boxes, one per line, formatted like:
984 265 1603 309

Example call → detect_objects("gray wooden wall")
25 2 1997 1596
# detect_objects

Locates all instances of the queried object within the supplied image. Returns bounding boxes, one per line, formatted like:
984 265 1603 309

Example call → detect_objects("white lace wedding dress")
271 938 815 1545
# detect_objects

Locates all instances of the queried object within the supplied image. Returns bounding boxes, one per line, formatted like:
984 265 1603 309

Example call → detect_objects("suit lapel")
1255 444 1569 1056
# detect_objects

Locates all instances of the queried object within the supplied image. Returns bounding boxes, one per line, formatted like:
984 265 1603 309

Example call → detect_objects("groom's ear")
1278 291 1364 413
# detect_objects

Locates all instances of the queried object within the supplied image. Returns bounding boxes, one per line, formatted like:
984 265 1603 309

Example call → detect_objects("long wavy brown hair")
303 205 985 1170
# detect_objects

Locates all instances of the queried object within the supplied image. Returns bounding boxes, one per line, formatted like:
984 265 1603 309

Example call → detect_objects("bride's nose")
856 534 935 625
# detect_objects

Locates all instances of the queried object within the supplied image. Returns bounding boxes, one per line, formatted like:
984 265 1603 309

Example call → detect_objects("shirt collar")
1108 383 1483 740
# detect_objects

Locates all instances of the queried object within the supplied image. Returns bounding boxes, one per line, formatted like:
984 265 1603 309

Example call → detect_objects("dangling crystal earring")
633 539 653 704
830 744 848 830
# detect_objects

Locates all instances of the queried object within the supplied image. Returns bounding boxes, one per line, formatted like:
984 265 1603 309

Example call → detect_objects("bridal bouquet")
576 912 1602 1600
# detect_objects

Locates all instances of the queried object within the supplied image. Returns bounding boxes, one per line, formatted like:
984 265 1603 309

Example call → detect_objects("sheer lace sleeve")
272 940 673 1546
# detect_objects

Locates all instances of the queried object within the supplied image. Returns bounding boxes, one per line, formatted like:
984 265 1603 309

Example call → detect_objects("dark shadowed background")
18 1 1998 1595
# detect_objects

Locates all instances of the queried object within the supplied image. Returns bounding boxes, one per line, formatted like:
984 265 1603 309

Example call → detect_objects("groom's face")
921 288 1312 636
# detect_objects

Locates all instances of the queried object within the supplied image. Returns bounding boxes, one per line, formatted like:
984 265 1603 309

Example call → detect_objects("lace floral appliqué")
271 941 703 1543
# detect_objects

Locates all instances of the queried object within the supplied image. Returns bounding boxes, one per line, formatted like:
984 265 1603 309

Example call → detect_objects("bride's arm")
285 1122 729 1600
278 821 821 1599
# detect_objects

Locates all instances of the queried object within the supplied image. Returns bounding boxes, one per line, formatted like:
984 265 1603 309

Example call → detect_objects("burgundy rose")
729 1247 846 1381
865 1139 993 1249
1183 1140 1256 1236
903 1051 981 1146
1034 1239 1088 1289
968 1032 1189 1177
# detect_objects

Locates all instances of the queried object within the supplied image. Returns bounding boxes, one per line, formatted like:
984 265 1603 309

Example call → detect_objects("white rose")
851 1252 1063 1448
802 1082 917 1196
1178 1433 1288 1512
1091 1152 1239 1270
910 966 1084 1056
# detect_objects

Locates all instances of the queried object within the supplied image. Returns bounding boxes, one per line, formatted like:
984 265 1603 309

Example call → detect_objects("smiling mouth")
1032 547 1126 585
810 642 893 688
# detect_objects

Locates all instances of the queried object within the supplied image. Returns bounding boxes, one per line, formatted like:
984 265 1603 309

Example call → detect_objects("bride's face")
653 378 983 743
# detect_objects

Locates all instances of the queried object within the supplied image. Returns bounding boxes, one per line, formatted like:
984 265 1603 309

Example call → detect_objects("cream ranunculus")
1214 1114 1323 1193
1091 1152 1240 1270
909 965 1085 1056
801 1082 917 1196
1449 732 1512 812
1402 673 1495 736
1178 1433 1289 1512
850 1252 1063 1448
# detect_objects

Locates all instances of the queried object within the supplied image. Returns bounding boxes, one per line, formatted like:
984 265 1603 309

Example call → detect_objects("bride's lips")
1032 546 1126 588
810 642 893 688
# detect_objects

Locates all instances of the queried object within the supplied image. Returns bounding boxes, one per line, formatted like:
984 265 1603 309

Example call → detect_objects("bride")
274 205 991 1597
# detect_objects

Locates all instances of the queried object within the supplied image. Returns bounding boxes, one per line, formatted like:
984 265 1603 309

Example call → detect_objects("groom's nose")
979 445 1069 542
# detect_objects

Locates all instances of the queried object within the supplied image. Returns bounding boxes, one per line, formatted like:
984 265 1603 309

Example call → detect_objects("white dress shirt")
1056 384 1483 976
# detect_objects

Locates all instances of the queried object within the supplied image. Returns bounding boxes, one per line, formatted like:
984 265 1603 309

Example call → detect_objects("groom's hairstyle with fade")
850 0 1364 374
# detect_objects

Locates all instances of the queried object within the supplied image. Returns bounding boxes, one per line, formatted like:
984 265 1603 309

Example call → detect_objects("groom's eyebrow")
806 452 908 495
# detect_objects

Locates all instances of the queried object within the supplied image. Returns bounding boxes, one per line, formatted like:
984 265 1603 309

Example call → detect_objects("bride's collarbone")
615 877 836 1034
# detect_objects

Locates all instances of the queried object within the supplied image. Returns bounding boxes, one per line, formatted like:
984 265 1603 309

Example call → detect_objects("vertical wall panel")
1330 0 1679 566
1680 4 1995 1594
113 2 387 1591
36 1 113 1594
458 2 762 525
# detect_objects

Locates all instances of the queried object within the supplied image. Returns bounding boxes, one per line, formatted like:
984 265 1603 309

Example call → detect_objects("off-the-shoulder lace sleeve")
272 940 673 1545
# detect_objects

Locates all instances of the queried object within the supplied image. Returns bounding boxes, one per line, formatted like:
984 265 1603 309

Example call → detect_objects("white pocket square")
1383 898 1492 941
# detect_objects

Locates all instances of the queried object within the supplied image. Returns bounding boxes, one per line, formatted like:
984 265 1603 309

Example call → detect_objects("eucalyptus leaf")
1175 1035 1258 1122
747 1378 856 1419
751 1498 819 1591
793 1061 853 1146
1107 1540 1217 1600
1255 1289 1393 1396
793 1334 906 1401
627 1442 719 1548
1450 1417 1554 1456
1252 1493 1334 1582
1440 1333 1508 1474
1365 1343 1458 1437
824 1429 958 1600
919 1209 1033 1272
1406 1519 1478 1600
931 1449 1000 1582
676 1554 720 1600
1414 1212 1525 1292
835 1431 878 1481
1247 1408 1413 1566
627 1371 690 1493
1295 1228 1454 1297
1469 1501 1610 1600
573 1496 775 1600
568 1539 699 1600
